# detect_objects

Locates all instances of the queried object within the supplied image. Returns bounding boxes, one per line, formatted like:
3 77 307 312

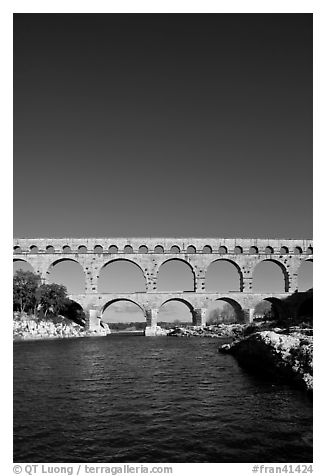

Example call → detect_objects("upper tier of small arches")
13 243 313 255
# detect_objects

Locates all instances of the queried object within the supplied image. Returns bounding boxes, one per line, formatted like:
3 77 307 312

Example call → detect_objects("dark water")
14 336 313 463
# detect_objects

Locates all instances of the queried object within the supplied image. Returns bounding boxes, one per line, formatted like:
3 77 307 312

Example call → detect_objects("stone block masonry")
13 237 313 334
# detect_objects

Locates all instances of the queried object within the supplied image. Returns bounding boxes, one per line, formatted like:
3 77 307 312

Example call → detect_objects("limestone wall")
13 237 313 254
13 237 313 332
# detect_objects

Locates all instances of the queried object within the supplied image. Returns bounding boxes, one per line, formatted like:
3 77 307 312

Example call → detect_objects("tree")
36 283 68 318
254 301 273 319
220 303 236 323
206 308 220 325
13 270 41 313
62 299 86 326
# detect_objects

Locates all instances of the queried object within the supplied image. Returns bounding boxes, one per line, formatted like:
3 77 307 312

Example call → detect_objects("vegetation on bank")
13 270 86 325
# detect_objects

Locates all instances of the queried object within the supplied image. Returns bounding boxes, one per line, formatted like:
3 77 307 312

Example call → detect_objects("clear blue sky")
14 14 312 239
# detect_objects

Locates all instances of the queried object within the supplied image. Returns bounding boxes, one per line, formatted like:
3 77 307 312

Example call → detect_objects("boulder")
219 331 313 393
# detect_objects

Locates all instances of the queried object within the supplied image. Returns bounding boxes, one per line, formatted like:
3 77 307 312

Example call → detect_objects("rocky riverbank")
13 316 107 341
166 322 313 393
167 323 245 338
219 330 313 393
166 322 281 338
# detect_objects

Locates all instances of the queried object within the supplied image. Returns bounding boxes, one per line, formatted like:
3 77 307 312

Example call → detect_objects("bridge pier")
86 309 101 331
288 273 299 293
193 308 207 327
145 308 159 336
242 308 255 323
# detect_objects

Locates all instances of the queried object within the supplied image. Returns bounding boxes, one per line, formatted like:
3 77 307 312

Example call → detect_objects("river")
13 335 313 462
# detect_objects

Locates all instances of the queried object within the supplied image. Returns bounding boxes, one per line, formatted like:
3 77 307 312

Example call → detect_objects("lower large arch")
101 298 146 332
296 295 313 323
252 259 289 293
253 297 289 322
211 297 244 323
47 258 86 294
98 259 146 293
102 298 145 314
158 298 194 326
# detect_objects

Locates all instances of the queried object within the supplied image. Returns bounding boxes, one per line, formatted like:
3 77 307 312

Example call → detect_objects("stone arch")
260 297 289 322
13 246 22 254
170 245 180 253
264 297 289 319
13 258 35 273
159 298 195 325
98 259 147 293
215 297 244 323
280 246 289 255
294 246 303 255
124 245 133 253
218 246 227 255
157 258 196 292
186 245 196 254
202 245 212 254
205 259 243 292
138 245 148 254
47 258 86 294
306 246 313 255
265 246 274 254
46 245 55 253
78 245 87 253
14 258 28 264
48 257 82 270
94 245 103 253
62 245 71 253
109 245 118 254
160 297 194 312
30 245 39 253
101 298 146 329
249 246 258 255
298 259 313 292
154 245 164 254
234 246 243 254
252 259 289 292
101 298 145 315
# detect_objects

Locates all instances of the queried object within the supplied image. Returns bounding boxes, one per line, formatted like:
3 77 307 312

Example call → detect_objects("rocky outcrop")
13 317 107 340
145 325 169 336
219 331 313 393
168 323 248 338
14 318 82 340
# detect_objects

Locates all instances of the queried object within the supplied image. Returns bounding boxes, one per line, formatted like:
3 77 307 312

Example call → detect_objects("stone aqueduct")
13 237 313 335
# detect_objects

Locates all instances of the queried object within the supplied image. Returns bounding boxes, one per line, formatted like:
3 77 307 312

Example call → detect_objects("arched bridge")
13 237 313 334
